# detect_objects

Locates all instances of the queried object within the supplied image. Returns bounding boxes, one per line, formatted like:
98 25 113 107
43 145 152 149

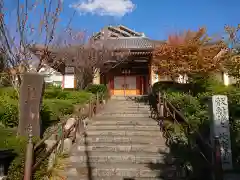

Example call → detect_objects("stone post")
18 73 44 137
209 95 233 171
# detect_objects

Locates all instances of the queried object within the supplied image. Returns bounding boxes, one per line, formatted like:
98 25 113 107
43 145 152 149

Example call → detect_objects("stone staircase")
63 98 175 180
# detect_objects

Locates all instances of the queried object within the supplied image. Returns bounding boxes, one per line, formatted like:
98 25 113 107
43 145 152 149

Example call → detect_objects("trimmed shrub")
0 97 18 127
85 84 107 94
62 90 92 104
43 88 92 104
160 77 240 169
0 87 92 129
42 99 74 120
43 88 67 99
166 92 209 134
0 87 19 100
152 81 191 95
0 86 94 179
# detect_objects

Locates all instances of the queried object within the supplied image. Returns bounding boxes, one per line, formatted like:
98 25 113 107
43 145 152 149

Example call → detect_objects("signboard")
64 75 75 88
18 73 44 137
211 95 233 170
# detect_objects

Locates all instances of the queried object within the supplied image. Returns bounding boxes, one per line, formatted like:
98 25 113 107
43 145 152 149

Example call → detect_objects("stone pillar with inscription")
18 73 44 137
209 95 233 171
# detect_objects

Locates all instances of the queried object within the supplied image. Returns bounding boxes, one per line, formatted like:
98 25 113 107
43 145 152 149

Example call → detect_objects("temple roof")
29 37 165 56
93 37 163 50
90 24 164 50
92 25 144 40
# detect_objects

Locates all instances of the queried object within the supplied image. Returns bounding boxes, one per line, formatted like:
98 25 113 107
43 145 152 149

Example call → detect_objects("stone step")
106 103 149 106
104 105 149 109
78 135 165 144
124 106 150 108
86 125 160 131
85 130 161 137
105 105 149 109
62 164 162 180
108 99 148 101
75 143 168 153
105 108 150 110
105 103 149 106
63 176 164 180
100 111 150 114
91 119 158 126
70 151 164 164
100 110 151 114
63 163 176 179
98 113 150 118
93 116 154 121
99 112 151 116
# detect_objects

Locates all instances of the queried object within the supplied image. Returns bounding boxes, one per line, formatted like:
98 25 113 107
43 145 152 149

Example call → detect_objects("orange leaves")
167 34 185 45
153 27 225 77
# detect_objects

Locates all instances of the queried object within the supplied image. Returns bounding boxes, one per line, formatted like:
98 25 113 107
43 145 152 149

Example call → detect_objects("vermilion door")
113 76 124 95
113 76 137 96
125 76 137 95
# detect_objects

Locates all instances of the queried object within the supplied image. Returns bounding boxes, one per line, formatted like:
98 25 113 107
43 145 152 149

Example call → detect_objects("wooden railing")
150 91 223 180
23 92 109 180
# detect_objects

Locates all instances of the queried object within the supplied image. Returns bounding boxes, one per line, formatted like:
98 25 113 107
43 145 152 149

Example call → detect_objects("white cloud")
70 0 135 17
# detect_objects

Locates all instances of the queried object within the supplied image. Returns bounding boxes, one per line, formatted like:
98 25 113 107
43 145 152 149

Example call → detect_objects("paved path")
62 98 176 180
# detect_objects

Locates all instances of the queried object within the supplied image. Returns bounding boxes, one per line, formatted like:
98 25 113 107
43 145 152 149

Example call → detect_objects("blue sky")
4 0 240 41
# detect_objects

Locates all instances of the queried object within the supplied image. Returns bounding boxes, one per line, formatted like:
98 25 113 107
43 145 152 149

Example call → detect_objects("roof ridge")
108 36 150 39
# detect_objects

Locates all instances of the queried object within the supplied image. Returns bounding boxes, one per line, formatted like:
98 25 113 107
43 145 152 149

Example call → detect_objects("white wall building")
38 64 63 87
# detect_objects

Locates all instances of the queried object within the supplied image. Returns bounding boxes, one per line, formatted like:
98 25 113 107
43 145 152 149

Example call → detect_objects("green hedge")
152 81 191 94
0 96 19 127
85 84 107 94
157 78 240 172
0 87 94 179
0 87 92 128
0 87 18 100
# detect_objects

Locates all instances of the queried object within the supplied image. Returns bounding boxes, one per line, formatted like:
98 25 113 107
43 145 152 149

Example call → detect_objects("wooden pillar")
148 64 152 86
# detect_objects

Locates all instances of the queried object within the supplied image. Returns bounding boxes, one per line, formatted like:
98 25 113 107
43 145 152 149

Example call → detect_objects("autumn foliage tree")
153 28 226 82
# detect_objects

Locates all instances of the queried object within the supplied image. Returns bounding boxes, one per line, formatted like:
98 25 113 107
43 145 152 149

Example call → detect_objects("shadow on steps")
147 138 213 180
80 132 93 180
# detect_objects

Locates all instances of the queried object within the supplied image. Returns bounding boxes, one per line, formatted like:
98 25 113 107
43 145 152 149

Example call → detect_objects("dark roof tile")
93 37 163 50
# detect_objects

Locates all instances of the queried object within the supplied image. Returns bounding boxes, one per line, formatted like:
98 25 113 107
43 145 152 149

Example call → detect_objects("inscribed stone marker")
210 95 232 170
18 73 44 137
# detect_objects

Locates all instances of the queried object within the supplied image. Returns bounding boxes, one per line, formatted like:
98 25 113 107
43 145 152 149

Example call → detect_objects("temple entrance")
113 76 137 96
101 54 151 96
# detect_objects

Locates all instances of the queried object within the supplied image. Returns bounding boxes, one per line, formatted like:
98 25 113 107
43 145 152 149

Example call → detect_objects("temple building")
30 25 164 96
30 25 232 96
